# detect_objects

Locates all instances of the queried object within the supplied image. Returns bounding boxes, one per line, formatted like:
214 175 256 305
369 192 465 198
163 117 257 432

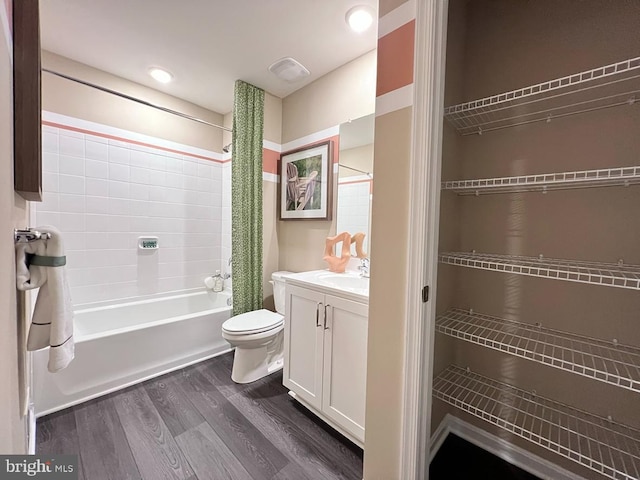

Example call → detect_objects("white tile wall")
221 163 232 270
336 181 372 255
36 125 231 306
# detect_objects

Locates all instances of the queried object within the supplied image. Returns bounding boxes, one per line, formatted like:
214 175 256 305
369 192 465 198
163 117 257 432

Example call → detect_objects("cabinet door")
322 294 369 442
283 284 325 410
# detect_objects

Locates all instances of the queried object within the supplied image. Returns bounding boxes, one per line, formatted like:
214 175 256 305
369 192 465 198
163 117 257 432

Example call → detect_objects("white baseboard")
27 404 36 454
429 414 586 480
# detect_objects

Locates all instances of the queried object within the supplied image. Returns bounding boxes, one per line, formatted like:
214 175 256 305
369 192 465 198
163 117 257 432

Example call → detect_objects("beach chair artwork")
279 141 333 220
286 162 319 211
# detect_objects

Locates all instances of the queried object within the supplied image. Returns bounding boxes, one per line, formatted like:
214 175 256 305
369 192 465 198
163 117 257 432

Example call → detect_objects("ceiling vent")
268 57 310 83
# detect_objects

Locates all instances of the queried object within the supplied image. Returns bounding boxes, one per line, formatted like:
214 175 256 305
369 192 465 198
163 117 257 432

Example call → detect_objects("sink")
315 272 369 292
286 270 369 298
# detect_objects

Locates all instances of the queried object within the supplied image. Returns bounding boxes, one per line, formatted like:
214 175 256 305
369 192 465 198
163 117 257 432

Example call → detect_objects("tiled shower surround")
35 114 231 305
336 178 372 254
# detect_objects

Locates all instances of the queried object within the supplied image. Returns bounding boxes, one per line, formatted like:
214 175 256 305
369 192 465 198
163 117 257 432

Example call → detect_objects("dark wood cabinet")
13 0 41 201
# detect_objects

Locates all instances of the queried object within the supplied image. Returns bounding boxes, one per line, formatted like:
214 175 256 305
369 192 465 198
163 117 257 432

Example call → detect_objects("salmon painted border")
339 177 373 194
43 120 226 164
376 19 416 97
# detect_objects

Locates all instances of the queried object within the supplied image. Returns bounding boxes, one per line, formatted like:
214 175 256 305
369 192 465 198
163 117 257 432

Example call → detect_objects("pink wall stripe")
263 148 280 175
376 19 415 97
42 121 226 164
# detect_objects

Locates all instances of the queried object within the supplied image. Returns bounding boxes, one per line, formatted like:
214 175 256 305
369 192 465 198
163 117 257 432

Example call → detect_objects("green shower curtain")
231 80 264 315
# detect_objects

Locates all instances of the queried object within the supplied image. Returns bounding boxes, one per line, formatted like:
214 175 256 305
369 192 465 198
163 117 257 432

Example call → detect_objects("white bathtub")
33 290 233 416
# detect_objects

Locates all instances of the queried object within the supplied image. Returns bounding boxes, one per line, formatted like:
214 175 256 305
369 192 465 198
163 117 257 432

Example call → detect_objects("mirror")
336 114 374 256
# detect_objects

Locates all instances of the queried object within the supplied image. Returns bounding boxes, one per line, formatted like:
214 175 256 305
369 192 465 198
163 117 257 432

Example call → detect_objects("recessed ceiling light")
148 67 173 84
346 5 375 33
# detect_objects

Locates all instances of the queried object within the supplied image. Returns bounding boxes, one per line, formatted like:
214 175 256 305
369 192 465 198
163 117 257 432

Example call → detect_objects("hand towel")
16 226 74 372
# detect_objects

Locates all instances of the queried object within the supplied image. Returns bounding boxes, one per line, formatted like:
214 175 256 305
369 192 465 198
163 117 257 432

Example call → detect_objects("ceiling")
39 0 378 115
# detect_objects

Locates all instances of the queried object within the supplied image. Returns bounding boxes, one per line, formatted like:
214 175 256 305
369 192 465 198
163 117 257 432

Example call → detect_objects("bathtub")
33 290 233 417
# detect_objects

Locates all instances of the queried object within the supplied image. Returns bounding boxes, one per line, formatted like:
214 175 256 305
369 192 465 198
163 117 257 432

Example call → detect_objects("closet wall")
433 1 640 478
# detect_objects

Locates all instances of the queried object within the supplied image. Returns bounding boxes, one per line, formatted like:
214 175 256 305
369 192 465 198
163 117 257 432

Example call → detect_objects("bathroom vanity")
283 270 369 447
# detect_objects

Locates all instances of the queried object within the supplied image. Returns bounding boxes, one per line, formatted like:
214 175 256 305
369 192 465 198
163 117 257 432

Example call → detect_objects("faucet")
358 257 370 278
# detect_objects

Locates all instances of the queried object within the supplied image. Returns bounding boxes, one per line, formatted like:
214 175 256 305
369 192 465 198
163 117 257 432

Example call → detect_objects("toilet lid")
222 309 283 335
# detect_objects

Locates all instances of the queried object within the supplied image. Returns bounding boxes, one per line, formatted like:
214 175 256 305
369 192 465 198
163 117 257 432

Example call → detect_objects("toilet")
221 271 291 384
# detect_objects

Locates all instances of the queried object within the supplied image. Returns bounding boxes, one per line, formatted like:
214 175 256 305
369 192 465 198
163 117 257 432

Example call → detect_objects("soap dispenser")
212 270 224 292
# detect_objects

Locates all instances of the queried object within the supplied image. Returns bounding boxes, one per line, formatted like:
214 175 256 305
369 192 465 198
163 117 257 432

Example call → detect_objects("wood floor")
37 352 364 480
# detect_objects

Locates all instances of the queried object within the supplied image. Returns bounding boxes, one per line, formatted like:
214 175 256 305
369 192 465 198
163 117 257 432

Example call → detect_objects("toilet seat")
222 309 283 336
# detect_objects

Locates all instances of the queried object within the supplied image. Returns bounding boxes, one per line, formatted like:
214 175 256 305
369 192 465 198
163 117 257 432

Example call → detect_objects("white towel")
16 226 74 372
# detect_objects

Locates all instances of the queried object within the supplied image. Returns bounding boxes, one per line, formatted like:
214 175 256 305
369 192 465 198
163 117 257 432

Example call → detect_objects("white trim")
375 84 414 117
263 172 278 183
399 1 448 479
430 415 586 480
263 139 282 153
27 404 35 454
0 0 11 63
378 0 416 38
281 125 339 153
338 174 371 184
42 111 223 161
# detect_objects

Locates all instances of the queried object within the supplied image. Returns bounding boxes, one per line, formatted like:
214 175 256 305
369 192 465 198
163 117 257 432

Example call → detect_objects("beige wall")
0 13 28 453
262 94 282 307
42 51 225 152
379 0 409 18
282 50 376 143
363 107 412 479
338 144 374 178
279 50 376 273
264 93 282 145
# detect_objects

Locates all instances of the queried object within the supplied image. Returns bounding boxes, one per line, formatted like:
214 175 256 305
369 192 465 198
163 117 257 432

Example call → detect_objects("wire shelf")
444 57 640 135
439 252 640 290
442 165 640 195
436 308 640 393
433 365 640 480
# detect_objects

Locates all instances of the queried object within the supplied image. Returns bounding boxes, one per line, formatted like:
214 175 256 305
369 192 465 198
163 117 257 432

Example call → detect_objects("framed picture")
279 140 333 220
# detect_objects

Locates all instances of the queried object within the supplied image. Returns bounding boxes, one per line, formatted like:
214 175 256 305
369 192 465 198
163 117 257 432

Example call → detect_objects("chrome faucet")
358 257 370 278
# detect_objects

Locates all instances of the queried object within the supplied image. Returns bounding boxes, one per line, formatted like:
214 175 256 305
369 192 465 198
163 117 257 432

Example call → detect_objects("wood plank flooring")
36 352 363 480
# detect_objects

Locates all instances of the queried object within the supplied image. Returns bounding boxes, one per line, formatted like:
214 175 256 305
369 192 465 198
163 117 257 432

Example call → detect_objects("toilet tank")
271 271 292 315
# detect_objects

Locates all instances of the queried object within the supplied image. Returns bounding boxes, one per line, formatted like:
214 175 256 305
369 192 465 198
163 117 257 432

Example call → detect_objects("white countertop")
284 269 369 304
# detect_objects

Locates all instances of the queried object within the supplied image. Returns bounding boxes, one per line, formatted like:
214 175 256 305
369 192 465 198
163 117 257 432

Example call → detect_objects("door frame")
399 1 449 478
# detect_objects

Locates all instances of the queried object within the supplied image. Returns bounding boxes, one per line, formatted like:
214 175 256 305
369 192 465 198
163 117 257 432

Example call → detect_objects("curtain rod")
42 68 233 133
338 163 372 177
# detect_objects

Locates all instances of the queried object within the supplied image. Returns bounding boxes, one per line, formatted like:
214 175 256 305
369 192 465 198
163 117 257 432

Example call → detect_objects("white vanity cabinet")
283 275 369 446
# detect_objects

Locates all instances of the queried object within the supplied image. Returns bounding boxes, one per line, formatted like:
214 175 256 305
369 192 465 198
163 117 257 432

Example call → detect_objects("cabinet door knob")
316 302 323 327
324 304 331 330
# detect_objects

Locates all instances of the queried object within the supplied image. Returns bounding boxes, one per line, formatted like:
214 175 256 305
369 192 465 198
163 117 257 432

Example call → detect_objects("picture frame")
279 140 333 220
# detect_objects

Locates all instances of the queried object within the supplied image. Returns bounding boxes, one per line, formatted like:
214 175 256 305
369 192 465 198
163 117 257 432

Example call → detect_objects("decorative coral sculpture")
351 232 367 259
323 232 352 273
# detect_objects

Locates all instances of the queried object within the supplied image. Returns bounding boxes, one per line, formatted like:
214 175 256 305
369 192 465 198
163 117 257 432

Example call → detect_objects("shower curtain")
231 80 264 315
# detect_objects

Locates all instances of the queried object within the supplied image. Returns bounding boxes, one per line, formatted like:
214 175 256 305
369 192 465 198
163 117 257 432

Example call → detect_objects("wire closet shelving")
436 308 640 392
444 57 640 136
441 165 640 195
433 365 640 480
439 252 640 290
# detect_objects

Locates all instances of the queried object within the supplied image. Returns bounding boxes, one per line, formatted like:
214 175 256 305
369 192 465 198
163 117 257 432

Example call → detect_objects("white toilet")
221 271 291 384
